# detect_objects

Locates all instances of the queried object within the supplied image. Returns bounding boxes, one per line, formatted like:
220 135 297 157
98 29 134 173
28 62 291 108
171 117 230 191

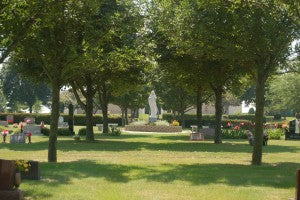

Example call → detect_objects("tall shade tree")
232 1 300 165
1 64 50 113
15 1 95 162
150 0 243 143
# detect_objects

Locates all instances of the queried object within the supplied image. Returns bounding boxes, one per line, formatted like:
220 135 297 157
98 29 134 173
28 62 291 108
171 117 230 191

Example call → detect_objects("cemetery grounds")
0 126 299 200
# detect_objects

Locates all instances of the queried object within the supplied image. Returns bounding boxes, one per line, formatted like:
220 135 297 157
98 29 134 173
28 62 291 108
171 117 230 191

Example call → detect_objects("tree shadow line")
23 160 299 190
1 137 299 154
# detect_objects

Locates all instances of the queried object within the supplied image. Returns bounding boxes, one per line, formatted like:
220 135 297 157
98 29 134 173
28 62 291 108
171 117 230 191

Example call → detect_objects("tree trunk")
102 100 109 134
85 77 94 141
214 86 223 144
68 104 74 133
180 109 185 128
252 72 266 165
125 108 128 125
29 105 33 113
48 81 60 162
197 86 203 129
121 108 125 126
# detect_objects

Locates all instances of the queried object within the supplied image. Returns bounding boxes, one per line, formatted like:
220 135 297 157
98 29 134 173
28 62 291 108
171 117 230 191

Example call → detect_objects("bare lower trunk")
68 104 74 133
85 77 94 141
214 86 223 144
48 81 59 162
102 102 108 134
252 72 266 165
197 86 203 129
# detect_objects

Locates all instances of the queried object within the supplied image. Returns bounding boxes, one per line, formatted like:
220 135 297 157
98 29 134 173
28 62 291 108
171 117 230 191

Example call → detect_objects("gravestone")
23 125 41 134
198 128 215 139
21 161 40 180
0 159 24 200
58 116 68 127
6 115 14 124
10 134 25 144
0 120 8 127
96 124 103 132
24 117 35 124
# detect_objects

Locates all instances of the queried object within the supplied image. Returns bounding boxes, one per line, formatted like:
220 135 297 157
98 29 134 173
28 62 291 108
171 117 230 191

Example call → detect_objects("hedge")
0 113 122 126
162 113 273 128
41 127 74 136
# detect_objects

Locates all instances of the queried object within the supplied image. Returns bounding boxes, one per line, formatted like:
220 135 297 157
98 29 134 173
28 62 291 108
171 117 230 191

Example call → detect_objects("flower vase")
14 172 21 188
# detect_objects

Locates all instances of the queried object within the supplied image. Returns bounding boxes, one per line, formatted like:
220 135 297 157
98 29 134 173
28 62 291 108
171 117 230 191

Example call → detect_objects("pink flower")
240 123 245 126
227 122 232 127
3 130 8 136
26 119 31 123
234 125 240 130
26 132 32 137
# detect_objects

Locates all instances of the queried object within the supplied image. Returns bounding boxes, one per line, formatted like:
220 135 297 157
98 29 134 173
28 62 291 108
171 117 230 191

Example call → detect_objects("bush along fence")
162 113 274 128
0 113 122 126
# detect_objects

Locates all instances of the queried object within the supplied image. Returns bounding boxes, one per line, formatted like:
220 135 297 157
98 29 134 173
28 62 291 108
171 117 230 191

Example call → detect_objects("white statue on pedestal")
148 90 158 122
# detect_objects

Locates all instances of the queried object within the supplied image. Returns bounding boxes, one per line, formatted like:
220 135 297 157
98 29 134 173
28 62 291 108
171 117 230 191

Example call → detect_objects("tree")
150 0 243 143
1 63 50 113
15 1 94 162
232 1 300 165
266 73 300 114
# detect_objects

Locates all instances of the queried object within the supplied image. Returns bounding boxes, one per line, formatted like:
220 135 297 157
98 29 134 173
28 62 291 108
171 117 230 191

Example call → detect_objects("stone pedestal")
0 120 8 127
10 134 25 144
0 189 24 200
21 161 40 180
23 125 41 134
190 133 204 141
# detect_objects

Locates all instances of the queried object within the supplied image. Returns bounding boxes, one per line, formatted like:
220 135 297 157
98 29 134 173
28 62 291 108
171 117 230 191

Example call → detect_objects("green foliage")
248 108 255 114
130 120 148 126
0 63 51 113
78 128 87 136
13 128 22 135
0 126 6 132
41 127 50 136
57 128 74 136
153 120 169 126
266 129 284 140
0 113 122 126
222 129 248 139
108 127 121 136
266 74 300 114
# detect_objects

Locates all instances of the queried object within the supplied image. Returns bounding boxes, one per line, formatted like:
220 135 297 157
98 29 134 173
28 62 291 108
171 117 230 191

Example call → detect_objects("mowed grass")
0 131 299 200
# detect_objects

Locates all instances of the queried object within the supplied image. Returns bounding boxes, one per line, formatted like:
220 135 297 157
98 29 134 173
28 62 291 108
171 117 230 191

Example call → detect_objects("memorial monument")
148 90 158 123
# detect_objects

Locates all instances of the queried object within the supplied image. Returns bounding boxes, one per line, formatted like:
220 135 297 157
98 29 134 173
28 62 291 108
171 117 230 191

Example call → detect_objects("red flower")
26 132 32 137
234 125 240 130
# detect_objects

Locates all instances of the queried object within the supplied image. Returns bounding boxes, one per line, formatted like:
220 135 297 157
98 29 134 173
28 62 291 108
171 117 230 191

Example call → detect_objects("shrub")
13 128 22 135
248 108 255 114
109 127 121 136
130 120 148 126
274 114 281 120
154 120 169 126
172 120 180 126
41 127 50 136
266 128 284 140
0 113 123 126
78 128 86 136
57 128 73 136
222 129 248 139
0 126 6 132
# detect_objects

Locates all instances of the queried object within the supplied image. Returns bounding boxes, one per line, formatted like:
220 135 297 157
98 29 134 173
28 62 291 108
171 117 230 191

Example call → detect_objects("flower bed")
125 125 182 133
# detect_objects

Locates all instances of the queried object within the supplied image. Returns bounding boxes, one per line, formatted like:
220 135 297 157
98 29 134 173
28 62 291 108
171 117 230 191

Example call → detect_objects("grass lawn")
0 130 299 200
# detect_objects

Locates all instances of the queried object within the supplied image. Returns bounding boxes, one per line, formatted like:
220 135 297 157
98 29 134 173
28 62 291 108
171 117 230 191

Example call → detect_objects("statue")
148 90 158 122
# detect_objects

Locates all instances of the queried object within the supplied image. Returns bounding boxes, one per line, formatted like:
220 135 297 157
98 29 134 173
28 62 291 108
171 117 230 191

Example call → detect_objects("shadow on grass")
23 160 299 190
1 137 299 154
